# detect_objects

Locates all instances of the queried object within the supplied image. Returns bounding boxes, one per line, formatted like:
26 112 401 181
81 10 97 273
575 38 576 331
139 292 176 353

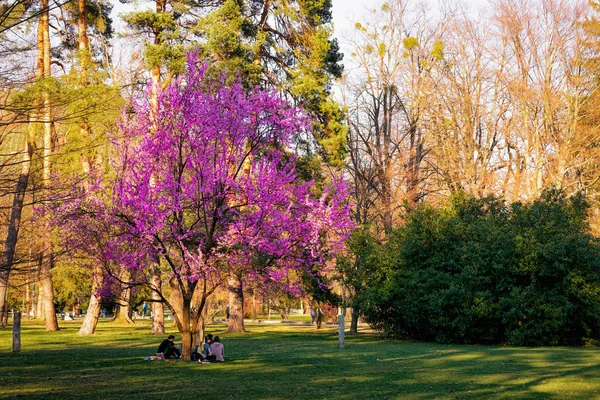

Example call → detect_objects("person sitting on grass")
206 336 224 363
157 334 181 359
203 334 213 358
195 334 214 363
192 334 212 362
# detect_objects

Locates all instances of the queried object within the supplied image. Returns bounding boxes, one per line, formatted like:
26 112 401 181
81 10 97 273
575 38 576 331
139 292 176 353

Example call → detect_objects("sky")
109 0 490 84
110 0 489 58
111 0 489 50
330 0 488 67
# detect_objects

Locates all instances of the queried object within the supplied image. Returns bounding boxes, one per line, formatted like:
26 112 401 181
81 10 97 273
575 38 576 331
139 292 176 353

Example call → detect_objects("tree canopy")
55 52 354 358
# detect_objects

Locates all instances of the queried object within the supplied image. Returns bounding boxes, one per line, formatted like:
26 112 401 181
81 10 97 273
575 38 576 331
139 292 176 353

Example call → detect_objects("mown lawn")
1 319 599 399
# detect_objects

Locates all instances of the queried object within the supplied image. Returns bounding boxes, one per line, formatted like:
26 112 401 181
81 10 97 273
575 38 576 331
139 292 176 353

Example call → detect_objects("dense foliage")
361 190 600 345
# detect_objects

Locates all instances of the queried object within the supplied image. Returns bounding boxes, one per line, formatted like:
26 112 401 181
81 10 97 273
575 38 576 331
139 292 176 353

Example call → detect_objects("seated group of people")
193 333 224 363
156 333 224 363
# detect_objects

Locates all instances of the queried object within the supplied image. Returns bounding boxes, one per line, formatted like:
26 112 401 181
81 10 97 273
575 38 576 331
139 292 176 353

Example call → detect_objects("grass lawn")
1 320 599 399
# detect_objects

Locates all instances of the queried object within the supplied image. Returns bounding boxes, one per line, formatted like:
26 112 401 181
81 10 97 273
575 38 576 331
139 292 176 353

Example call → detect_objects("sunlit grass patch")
1 320 600 399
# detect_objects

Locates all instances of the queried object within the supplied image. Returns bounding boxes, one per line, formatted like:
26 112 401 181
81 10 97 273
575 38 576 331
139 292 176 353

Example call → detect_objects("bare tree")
343 1 454 230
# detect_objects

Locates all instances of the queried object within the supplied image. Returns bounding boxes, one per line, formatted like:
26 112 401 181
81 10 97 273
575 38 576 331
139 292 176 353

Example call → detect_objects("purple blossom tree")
58 54 354 359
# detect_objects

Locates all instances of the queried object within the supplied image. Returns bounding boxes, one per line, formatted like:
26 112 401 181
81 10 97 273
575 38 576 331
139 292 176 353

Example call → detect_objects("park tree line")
336 0 600 343
0 0 347 345
343 0 600 231
2 0 600 349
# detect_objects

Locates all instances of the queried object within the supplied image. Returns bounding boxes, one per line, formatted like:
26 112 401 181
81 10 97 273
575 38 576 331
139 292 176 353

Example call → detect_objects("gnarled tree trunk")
227 272 244 333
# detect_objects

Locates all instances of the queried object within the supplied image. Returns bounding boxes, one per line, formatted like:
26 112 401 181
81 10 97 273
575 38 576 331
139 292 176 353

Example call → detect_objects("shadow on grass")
1 321 599 399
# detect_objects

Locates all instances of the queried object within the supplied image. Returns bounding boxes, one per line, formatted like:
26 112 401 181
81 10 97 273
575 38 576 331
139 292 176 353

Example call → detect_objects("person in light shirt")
207 336 224 362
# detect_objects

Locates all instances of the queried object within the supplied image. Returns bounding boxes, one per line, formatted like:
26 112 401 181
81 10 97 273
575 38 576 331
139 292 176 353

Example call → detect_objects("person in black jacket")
157 334 181 359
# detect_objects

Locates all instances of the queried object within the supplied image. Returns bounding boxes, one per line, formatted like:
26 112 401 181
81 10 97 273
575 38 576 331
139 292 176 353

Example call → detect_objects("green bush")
361 190 600 345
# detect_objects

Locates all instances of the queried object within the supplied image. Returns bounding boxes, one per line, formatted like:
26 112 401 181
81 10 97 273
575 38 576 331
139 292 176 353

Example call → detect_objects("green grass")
250 313 313 322
1 320 600 399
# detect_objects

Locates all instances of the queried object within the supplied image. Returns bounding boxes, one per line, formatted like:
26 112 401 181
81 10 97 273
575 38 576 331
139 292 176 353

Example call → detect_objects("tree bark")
78 266 103 335
338 312 345 349
41 248 58 330
350 306 359 335
114 284 134 324
77 0 89 84
0 302 6 326
147 0 165 332
189 280 215 359
178 302 192 361
204 297 214 324
148 0 165 122
36 280 43 320
150 271 164 334
167 277 193 360
40 0 58 332
316 304 323 329
0 132 32 328
227 272 245 333
12 311 21 352
25 281 31 320
191 312 205 351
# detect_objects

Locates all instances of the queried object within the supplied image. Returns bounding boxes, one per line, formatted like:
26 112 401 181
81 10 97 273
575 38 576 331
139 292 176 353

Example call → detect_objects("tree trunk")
350 306 359 335
384 87 394 231
78 267 103 335
191 313 205 351
0 130 32 328
77 0 89 84
120 301 133 322
148 0 164 123
113 269 133 323
205 298 214 324
227 272 245 333
0 296 7 327
25 281 31 320
316 304 323 329
179 302 192 361
30 281 36 319
150 272 164 334
338 311 345 349
36 281 43 320
41 248 58 330
167 277 193 360
75 0 102 336
78 292 101 335
114 286 134 324
12 311 21 352
40 0 58 332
